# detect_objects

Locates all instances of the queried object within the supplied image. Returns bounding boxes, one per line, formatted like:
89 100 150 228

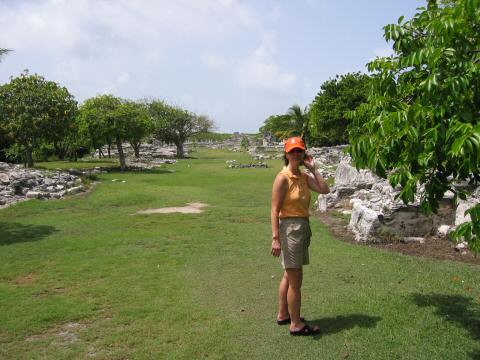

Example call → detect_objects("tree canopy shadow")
411 293 480 358
470 350 480 360
135 168 176 175
308 313 381 338
0 222 58 245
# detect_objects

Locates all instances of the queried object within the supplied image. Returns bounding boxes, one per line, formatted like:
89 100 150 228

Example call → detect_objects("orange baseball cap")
284 137 306 153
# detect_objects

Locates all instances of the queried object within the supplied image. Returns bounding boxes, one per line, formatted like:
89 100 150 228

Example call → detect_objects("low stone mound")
225 160 267 168
0 162 86 208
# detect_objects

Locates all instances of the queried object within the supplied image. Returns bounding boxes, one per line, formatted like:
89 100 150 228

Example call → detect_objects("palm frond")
0 48 12 62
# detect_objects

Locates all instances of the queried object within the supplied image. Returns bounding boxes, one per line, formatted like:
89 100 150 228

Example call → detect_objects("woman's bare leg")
285 267 305 330
277 271 289 320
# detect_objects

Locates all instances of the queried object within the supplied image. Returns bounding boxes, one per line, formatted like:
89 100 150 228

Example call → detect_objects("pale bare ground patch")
26 322 87 345
136 202 209 214
22 309 116 358
13 272 37 285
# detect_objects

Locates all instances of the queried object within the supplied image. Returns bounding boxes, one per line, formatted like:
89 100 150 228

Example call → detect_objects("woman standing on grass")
271 136 329 336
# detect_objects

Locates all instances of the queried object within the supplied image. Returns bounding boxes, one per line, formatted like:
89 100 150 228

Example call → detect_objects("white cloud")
236 33 297 94
201 52 229 70
0 0 261 100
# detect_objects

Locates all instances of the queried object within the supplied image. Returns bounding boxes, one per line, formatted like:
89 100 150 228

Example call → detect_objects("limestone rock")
334 161 378 188
318 194 328 212
0 173 9 184
401 237 425 244
437 225 451 238
0 162 85 208
26 191 42 199
66 186 84 195
348 202 381 242
455 188 480 226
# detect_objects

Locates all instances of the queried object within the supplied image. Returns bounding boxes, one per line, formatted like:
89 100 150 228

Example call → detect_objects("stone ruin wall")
312 147 479 252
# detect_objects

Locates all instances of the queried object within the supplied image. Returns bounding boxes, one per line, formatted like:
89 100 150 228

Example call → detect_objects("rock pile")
88 142 178 170
226 160 268 169
309 146 348 180
92 141 179 164
0 162 85 208
309 145 349 166
317 158 478 248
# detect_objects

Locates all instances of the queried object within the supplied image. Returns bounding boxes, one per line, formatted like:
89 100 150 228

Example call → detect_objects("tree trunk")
97 148 103 158
107 144 111 158
116 137 126 172
53 141 66 160
132 143 140 158
176 142 184 158
25 148 34 168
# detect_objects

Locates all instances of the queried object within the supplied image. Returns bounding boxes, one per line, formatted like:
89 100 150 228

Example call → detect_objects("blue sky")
0 0 424 133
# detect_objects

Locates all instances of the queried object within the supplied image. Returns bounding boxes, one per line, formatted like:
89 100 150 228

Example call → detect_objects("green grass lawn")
1 149 479 359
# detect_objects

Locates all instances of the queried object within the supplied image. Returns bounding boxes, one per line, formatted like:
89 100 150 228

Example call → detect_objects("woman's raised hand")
303 154 316 171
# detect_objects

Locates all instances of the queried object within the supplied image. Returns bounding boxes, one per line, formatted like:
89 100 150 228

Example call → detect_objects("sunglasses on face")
288 148 305 154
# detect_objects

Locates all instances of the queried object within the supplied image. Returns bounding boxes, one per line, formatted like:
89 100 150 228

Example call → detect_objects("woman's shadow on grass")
308 313 381 338
0 222 57 245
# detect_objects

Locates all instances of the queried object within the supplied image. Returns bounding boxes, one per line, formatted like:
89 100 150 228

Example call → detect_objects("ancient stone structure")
0 162 87 208
225 160 268 168
315 155 478 249
93 141 178 162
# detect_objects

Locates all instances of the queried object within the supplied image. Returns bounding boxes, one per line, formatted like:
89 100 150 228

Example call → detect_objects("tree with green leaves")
348 0 480 252
240 135 250 150
77 99 110 159
191 132 232 143
0 70 77 167
259 105 310 142
78 95 132 171
121 101 152 158
259 114 293 140
309 72 369 146
286 104 310 143
149 100 215 158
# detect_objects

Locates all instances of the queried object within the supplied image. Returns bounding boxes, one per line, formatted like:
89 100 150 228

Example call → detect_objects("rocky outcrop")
318 161 459 243
0 162 86 208
455 187 480 226
309 145 349 166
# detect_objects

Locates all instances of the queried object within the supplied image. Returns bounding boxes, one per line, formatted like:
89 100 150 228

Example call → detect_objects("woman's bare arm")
271 174 288 257
304 155 329 194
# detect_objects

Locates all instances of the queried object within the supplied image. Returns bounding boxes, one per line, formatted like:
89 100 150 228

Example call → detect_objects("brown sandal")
289 324 320 336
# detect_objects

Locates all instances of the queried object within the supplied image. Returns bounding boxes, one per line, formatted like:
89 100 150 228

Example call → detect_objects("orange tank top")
279 167 311 218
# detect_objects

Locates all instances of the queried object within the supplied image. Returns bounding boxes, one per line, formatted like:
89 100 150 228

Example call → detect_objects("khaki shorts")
279 217 312 269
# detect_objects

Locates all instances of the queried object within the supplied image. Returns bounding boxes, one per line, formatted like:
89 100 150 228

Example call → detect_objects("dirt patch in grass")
26 322 87 345
32 287 66 298
13 272 37 285
137 202 208 214
316 210 480 265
